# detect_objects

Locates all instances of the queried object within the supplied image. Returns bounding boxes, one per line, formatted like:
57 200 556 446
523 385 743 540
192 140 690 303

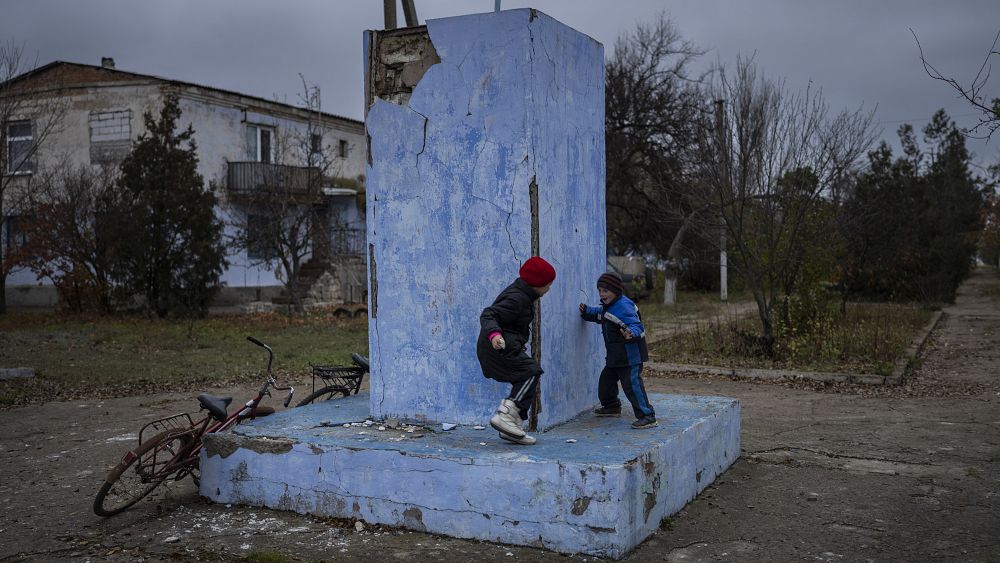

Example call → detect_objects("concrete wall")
364 9 605 429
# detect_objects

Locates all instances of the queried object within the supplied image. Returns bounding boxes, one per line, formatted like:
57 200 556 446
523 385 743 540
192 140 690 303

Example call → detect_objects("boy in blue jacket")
579 272 656 428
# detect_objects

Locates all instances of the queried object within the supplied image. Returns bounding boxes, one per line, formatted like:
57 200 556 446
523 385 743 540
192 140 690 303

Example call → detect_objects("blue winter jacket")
581 294 649 367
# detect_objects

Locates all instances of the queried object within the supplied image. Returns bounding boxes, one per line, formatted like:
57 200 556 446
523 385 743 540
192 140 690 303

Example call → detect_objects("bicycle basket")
309 364 365 396
139 412 194 444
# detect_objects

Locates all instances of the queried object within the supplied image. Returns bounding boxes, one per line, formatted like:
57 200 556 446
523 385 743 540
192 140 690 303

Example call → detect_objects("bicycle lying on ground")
295 352 369 407
93 336 293 517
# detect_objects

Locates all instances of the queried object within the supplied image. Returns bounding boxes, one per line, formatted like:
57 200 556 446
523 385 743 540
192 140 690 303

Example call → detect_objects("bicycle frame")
124 337 293 483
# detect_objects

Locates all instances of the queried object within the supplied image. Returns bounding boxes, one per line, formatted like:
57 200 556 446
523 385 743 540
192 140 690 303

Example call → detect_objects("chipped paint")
203 433 296 459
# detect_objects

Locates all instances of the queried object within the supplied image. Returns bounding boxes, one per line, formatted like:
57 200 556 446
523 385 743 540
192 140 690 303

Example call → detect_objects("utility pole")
714 99 729 302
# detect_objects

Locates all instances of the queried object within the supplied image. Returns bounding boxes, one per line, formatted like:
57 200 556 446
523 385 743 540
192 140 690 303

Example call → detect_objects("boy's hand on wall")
578 303 586 313
491 334 506 350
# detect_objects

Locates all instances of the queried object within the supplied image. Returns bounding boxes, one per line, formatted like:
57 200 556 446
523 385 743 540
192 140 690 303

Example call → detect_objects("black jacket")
476 278 544 383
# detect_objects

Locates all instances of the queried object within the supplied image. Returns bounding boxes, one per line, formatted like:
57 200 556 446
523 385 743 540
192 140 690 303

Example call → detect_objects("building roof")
4 60 364 127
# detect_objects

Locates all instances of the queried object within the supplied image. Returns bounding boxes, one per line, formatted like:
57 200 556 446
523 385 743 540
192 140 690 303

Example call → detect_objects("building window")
311 134 323 154
6 121 33 175
3 215 30 251
89 110 131 142
89 110 132 164
246 213 278 261
246 125 274 163
338 139 348 158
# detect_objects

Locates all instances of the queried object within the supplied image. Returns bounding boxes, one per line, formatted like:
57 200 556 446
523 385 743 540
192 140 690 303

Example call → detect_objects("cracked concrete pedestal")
200 8 741 558
200 392 739 558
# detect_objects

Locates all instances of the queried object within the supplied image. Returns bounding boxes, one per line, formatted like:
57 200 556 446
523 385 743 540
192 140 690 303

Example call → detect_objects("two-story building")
2 58 367 309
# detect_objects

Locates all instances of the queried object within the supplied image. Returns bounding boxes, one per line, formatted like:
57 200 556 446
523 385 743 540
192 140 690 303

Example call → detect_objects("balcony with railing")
226 161 323 200
330 227 366 257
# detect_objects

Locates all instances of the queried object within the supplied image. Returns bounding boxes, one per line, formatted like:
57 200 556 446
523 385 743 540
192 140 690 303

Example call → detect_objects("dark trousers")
507 375 539 421
599 364 655 419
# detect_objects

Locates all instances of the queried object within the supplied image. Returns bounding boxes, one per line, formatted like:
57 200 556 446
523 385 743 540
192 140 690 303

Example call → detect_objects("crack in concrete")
503 157 527 264
749 446 937 466
525 19 539 187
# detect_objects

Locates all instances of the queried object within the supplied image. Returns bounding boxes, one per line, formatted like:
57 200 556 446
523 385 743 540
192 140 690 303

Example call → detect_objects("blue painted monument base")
200 393 740 559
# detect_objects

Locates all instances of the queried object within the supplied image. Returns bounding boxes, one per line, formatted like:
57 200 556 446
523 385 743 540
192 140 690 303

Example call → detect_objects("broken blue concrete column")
364 8 606 428
201 393 740 559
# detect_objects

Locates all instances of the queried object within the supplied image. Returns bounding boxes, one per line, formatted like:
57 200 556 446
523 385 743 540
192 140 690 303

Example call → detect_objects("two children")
477 261 655 446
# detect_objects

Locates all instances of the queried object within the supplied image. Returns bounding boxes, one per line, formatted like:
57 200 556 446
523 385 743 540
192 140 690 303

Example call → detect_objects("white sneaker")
499 431 536 445
489 399 525 438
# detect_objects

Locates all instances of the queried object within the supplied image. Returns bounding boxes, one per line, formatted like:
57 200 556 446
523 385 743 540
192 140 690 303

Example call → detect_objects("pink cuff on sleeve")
488 331 502 341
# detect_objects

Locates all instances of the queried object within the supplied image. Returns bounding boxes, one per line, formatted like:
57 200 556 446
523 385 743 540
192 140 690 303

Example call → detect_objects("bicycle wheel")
296 385 350 407
93 430 194 517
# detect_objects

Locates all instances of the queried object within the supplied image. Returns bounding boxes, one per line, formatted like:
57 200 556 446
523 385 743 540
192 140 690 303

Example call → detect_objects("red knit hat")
519 256 556 287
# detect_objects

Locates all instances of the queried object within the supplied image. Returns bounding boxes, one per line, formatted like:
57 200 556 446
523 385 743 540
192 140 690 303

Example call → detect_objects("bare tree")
604 13 709 303
913 28 1000 140
227 76 352 312
19 164 118 312
695 56 876 347
0 42 66 313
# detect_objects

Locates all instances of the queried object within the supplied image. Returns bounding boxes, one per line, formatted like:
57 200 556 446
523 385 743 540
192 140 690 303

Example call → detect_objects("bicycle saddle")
351 353 370 372
198 394 232 422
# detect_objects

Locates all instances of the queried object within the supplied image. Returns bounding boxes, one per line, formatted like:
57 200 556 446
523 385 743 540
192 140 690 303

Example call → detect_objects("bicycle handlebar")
271 382 295 408
246 336 273 375
247 336 293 407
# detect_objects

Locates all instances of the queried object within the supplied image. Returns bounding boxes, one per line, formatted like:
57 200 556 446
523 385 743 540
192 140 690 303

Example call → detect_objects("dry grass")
651 302 933 375
0 311 368 405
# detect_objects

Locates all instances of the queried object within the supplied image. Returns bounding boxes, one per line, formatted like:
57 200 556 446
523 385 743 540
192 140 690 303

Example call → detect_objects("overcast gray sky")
3 0 998 167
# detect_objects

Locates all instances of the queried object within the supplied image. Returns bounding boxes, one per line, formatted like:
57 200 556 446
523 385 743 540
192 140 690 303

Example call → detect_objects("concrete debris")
442 423 457 431
355 521 365 532
163 536 180 544
566 439 578 443
0 368 35 380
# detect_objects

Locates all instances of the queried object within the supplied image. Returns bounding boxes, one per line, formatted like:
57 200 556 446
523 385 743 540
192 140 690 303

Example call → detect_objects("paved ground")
1 270 998 562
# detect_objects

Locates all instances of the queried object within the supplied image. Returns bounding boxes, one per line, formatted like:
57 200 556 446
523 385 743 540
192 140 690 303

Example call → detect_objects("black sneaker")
593 406 622 417
631 416 657 429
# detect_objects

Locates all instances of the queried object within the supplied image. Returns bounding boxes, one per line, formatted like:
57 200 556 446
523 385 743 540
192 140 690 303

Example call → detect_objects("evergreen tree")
839 111 984 302
102 95 226 317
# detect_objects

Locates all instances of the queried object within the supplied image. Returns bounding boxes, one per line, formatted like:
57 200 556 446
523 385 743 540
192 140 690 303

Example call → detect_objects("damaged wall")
364 9 605 429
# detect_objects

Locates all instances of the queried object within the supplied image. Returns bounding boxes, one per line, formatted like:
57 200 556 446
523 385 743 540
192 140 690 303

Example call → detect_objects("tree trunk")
662 211 698 306
0 257 6 314
663 269 678 305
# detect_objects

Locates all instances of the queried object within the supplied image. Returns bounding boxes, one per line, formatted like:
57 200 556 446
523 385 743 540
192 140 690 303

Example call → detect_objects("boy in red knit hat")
476 256 556 445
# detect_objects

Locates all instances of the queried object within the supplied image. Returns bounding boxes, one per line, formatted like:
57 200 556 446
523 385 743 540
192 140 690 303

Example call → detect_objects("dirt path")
1 271 998 561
